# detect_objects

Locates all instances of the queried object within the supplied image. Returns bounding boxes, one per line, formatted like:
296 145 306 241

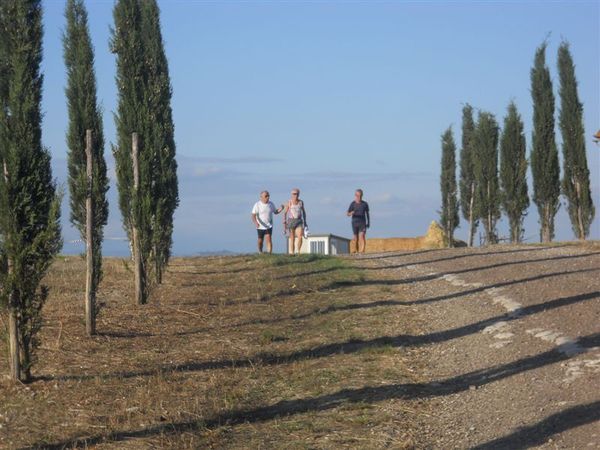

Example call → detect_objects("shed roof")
306 234 351 242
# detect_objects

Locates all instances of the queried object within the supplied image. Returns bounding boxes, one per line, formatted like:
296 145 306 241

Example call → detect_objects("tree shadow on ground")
322 252 600 293
167 267 253 276
35 291 599 384
355 245 562 269
228 267 599 329
31 331 600 449
472 400 600 449
360 252 600 274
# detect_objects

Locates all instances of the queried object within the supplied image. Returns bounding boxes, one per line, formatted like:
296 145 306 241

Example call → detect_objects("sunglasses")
291 192 299 196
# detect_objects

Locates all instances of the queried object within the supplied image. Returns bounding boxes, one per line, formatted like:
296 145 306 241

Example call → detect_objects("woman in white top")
283 188 307 255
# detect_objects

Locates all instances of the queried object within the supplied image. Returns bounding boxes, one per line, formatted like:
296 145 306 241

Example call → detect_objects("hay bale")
351 221 452 253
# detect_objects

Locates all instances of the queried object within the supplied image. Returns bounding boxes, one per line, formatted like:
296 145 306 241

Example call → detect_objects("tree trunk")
154 244 162 285
85 130 96 335
7 259 21 381
575 179 586 240
486 182 493 245
541 203 551 243
131 132 144 304
468 182 475 247
4 162 21 382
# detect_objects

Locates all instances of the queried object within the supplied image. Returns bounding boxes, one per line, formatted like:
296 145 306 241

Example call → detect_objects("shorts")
287 218 303 231
352 219 367 235
257 228 273 238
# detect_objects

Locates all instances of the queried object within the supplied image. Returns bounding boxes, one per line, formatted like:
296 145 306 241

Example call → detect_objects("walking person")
251 190 284 254
283 188 307 255
347 189 370 253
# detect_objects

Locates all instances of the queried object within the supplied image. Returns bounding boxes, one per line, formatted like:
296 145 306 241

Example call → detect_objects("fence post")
3 161 20 381
131 132 143 304
85 130 95 335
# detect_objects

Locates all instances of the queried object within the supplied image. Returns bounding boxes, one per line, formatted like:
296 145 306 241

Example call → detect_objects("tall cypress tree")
0 0 9 285
473 111 500 245
0 0 62 381
558 41 594 240
499 101 529 243
440 127 459 246
530 42 560 243
141 0 178 284
63 0 109 333
459 103 478 247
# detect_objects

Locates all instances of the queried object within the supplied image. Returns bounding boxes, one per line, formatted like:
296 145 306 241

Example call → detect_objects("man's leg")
265 233 273 254
295 227 302 254
359 231 366 253
258 236 264 253
353 234 359 253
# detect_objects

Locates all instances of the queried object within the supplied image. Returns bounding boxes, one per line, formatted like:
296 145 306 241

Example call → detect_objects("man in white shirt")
251 191 284 253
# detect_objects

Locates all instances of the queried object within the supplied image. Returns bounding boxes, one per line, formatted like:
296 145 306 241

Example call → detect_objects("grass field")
0 253 426 449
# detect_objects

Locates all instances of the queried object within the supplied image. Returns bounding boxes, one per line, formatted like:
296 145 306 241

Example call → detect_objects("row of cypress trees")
0 0 178 382
440 41 594 246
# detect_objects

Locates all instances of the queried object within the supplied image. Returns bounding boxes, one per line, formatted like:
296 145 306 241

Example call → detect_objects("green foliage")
63 0 109 304
499 102 529 243
557 41 594 240
473 111 500 244
440 127 459 246
0 0 62 380
111 0 178 300
141 0 179 283
459 104 478 246
530 42 560 242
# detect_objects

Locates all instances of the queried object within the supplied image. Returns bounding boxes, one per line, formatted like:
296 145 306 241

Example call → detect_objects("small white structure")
300 234 351 255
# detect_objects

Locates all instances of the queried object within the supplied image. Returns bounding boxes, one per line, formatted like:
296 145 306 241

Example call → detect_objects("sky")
39 0 600 255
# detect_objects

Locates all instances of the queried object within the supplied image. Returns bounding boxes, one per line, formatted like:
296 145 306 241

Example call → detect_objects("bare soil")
0 243 598 449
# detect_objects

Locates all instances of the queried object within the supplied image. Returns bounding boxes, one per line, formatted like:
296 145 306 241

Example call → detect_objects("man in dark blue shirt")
347 189 370 253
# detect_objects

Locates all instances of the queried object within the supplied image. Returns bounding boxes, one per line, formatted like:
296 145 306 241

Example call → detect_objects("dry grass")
0 253 426 449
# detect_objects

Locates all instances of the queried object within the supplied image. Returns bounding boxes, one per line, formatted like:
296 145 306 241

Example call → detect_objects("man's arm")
366 205 370 228
251 213 260 228
274 204 285 214
347 202 354 217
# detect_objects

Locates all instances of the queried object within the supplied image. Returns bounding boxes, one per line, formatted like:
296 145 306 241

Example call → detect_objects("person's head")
260 190 270 203
291 188 300 199
355 189 363 201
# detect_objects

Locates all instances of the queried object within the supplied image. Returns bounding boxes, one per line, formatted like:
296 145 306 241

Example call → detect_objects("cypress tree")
111 0 153 303
0 0 62 381
0 0 9 286
440 127 459 246
63 0 109 334
530 42 560 243
141 0 178 284
499 101 529 243
473 111 500 245
558 41 595 240
459 104 478 247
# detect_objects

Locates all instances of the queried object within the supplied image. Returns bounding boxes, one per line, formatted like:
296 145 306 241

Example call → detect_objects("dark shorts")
257 228 273 238
287 218 303 231
352 219 367 235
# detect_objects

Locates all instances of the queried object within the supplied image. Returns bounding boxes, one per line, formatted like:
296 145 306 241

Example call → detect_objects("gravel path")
356 244 600 449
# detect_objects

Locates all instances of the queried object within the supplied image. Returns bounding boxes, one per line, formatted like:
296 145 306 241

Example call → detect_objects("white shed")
300 234 351 255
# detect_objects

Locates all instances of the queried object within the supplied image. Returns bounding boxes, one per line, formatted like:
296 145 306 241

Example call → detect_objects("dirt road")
355 243 600 448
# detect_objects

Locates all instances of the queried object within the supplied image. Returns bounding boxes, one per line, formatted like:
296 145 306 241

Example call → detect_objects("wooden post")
3 161 20 381
131 132 143 304
468 182 475 247
7 259 20 381
85 130 95 335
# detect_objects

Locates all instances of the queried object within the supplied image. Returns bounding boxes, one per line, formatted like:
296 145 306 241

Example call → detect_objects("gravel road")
357 244 600 449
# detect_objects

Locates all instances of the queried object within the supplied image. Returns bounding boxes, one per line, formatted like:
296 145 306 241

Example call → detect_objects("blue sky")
40 0 599 255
